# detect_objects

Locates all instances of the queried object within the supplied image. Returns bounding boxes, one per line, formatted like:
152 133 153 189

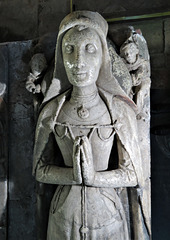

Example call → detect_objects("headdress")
44 11 133 106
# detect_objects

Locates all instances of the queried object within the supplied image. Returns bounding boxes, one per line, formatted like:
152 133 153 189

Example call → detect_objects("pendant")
77 105 89 119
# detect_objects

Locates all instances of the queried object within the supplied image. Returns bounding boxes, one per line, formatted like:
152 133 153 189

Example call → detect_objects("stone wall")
1 0 170 44
0 0 70 43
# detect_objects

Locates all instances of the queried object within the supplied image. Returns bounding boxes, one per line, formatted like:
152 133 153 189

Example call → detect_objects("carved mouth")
73 72 87 79
74 72 86 75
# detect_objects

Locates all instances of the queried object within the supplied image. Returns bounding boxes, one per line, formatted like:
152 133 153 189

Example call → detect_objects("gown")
33 89 141 240
46 107 130 240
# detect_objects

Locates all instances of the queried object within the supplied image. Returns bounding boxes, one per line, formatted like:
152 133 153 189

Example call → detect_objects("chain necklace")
70 90 99 119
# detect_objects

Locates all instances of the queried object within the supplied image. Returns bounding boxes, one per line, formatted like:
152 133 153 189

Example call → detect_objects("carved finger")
80 146 88 181
73 147 82 183
81 146 94 186
73 137 82 183
81 136 93 164
73 137 81 159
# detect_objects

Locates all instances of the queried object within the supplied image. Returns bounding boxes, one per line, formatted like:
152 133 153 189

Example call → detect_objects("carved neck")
70 84 99 106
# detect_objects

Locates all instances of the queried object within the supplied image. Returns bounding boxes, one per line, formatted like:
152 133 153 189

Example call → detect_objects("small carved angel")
120 34 151 120
26 53 47 94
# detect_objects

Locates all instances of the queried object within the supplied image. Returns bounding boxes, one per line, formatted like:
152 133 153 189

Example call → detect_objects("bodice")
53 104 115 171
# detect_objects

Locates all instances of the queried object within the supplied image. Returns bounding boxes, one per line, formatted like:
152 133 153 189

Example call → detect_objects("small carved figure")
120 35 151 120
26 53 48 116
33 11 150 240
26 53 47 94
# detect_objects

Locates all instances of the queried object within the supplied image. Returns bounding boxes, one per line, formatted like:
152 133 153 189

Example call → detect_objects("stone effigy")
29 11 151 240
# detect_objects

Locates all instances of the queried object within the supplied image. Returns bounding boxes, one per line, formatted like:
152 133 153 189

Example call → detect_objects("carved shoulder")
113 96 136 120
35 98 60 136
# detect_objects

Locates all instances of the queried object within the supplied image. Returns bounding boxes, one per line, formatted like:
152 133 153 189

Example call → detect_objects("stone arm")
33 103 82 185
131 60 150 87
131 65 143 86
26 73 41 94
35 132 82 185
81 135 138 188
135 76 151 115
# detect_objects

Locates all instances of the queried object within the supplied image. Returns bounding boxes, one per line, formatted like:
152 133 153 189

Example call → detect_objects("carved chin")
126 57 137 64
68 73 97 87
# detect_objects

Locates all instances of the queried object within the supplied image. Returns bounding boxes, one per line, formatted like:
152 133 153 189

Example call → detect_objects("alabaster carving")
120 32 151 120
26 53 47 94
29 11 151 240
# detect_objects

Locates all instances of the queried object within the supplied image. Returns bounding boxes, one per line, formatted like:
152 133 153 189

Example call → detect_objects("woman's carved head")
62 27 102 87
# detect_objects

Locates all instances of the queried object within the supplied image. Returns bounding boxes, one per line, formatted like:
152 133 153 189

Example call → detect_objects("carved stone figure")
120 33 151 120
32 11 151 240
26 53 47 94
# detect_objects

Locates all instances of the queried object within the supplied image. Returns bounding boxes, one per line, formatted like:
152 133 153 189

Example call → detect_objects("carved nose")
75 52 85 68
76 61 85 69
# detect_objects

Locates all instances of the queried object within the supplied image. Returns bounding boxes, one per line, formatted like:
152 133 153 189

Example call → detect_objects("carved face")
30 53 47 77
62 27 102 87
122 43 139 64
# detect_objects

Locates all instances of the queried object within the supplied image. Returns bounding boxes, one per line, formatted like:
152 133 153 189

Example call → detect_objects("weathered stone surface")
0 3 168 238
151 68 170 89
32 11 151 240
151 89 170 127
131 20 164 54
7 41 36 239
0 44 8 240
8 199 36 240
0 183 7 240
0 181 7 226
110 19 164 54
38 0 70 36
150 53 166 69
164 19 170 54
151 89 170 240
0 0 169 45
74 0 170 17
0 0 38 42
151 132 170 240
0 227 6 240
165 54 170 68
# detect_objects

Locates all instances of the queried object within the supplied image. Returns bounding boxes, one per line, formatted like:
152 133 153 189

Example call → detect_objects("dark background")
0 0 170 239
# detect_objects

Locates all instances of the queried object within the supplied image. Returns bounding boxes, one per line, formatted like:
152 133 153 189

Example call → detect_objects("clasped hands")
73 136 95 186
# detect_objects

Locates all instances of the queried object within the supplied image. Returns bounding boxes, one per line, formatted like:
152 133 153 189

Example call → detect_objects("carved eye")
86 44 96 53
65 45 74 54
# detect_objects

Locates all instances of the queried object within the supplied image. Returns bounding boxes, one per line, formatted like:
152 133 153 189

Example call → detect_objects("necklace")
70 90 99 119
77 105 89 119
